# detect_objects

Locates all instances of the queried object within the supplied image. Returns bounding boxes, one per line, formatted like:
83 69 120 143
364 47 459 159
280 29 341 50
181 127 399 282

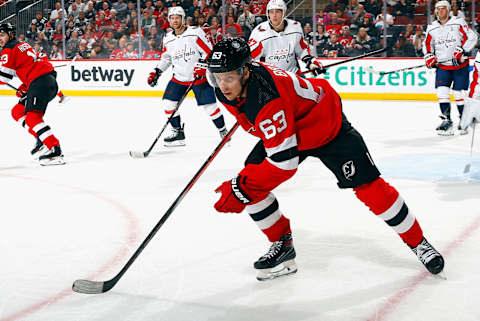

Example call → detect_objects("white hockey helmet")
435 0 451 10
267 0 287 27
168 6 185 25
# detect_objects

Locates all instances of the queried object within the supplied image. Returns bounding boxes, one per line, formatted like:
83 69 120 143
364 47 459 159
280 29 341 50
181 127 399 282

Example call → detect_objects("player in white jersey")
422 1 478 136
248 0 324 75
147 6 227 147
459 52 480 131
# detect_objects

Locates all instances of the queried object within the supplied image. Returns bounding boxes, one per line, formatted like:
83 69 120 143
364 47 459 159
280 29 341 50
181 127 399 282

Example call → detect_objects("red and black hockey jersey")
215 62 343 200
0 40 54 87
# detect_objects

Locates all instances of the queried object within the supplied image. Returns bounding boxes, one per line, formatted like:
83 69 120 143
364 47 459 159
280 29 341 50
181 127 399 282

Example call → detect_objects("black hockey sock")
170 115 181 129
439 103 451 119
457 104 464 116
213 115 226 131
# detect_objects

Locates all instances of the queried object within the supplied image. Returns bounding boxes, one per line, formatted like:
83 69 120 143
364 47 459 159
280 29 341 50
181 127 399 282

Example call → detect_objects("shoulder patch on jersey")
259 27 266 32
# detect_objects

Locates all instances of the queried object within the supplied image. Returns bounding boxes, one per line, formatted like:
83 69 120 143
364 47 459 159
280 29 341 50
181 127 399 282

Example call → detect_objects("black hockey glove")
147 68 162 87
302 55 326 76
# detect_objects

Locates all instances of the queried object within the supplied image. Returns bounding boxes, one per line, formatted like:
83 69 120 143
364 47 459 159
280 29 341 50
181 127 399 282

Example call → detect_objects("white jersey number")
259 110 287 139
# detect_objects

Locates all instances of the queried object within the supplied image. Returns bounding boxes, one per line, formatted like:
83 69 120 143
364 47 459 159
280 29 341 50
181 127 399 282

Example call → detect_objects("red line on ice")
0 174 140 321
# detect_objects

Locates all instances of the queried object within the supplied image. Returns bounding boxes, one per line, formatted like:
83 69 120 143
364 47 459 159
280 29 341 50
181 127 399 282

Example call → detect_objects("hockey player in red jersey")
207 38 444 281
0 23 65 165
36 51 68 103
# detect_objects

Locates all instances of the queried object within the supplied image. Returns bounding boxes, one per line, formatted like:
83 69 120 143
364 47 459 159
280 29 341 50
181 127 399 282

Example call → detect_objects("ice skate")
58 94 68 104
410 237 444 275
31 138 48 160
39 145 66 166
164 125 185 147
457 124 468 135
254 233 298 281
436 116 453 136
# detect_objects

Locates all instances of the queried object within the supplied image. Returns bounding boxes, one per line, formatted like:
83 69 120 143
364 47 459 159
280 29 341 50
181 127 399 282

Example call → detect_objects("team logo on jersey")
1 54 7 63
248 39 257 47
342 160 355 180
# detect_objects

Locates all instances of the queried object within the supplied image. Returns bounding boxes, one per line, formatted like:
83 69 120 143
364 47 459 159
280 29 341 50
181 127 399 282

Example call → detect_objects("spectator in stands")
187 0 200 18
250 0 268 24
315 9 330 25
52 23 64 44
49 43 64 59
110 35 128 58
325 12 344 35
350 4 366 31
324 0 345 13
364 0 382 18
208 23 223 45
375 13 394 29
346 0 360 17
50 2 67 23
148 25 163 44
224 14 243 37
358 13 379 40
141 10 156 32
37 32 50 53
33 42 47 56
322 32 346 57
197 15 207 28
336 8 351 26
338 25 354 53
144 0 155 15
351 27 373 56
413 32 425 57
31 11 48 32
66 30 80 57
393 0 413 18
103 30 118 52
84 2 96 20
393 33 415 57
313 24 330 53
76 40 90 58
90 42 110 58
218 0 237 17
238 3 256 39
68 2 81 19
113 0 128 18
26 23 39 43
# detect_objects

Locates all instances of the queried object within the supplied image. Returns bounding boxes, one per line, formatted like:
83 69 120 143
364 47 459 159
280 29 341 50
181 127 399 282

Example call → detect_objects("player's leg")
452 65 470 135
24 72 65 165
316 115 444 274
192 81 227 139
161 80 187 147
10 99 47 159
243 140 297 280
435 69 454 135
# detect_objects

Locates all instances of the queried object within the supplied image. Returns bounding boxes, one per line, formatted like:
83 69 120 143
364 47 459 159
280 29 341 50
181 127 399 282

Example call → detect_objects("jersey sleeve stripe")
196 37 211 55
251 42 263 59
265 133 297 157
459 25 467 47
425 33 433 53
0 66 15 82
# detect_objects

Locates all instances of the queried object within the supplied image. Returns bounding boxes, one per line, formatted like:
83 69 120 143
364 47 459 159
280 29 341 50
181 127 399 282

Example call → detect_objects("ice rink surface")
0 95 479 321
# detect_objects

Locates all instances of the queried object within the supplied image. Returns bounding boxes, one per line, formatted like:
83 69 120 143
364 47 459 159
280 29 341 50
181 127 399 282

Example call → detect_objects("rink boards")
0 58 476 100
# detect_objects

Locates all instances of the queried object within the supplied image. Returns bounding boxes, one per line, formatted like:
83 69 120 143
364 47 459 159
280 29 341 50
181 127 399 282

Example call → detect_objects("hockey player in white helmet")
423 0 478 136
248 0 324 75
147 6 227 147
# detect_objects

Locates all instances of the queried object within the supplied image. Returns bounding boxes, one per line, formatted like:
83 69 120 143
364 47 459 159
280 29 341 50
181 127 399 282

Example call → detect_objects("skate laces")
262 241 283 259
414 241 437 264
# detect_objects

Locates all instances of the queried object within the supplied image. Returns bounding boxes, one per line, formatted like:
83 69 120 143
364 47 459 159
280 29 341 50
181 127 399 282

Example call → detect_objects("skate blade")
256 260 298 281
436 130 454 136
40 156 66 166
457 129 468 136
164 140 186 147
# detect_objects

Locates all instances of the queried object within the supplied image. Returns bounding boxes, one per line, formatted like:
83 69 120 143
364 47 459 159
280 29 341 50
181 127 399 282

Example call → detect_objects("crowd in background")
9 0 480 60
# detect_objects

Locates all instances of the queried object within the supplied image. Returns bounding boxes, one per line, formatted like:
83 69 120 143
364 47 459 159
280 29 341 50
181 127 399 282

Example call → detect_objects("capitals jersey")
423 17 478 70
469 52 480 99
215 62 342 199
248 19 311 73
156 26 212 83
0 40 54 87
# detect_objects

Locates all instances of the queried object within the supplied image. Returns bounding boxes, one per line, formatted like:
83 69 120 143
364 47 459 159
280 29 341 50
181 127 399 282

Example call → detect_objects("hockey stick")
73 122 240 294
463 122 476 174
299 47 388 75
129 77 199 159
367 60 451 76
53 56 78 68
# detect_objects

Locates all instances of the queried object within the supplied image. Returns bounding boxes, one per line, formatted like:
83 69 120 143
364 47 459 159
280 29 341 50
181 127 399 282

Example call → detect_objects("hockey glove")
302 55 326 75
424 53 437 68
214 176 252 213
147 68 162 87
452 46 464 66
16 83 27 98
460 97 480 130
193 59 208 78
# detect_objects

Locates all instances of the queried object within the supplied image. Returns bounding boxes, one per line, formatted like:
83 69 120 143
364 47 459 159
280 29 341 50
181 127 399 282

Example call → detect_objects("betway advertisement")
1 58 473 100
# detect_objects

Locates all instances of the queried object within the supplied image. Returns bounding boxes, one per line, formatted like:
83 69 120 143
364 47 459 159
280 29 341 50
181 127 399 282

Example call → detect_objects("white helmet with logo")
434 0 451 19
168 6 185 25
267 0 287 27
